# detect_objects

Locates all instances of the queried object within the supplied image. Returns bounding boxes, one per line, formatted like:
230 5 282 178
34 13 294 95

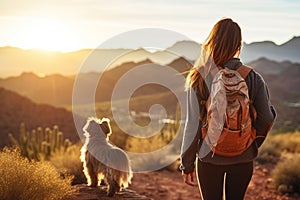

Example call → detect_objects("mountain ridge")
0 57 299 104
0 57 299 130
1 35 299 78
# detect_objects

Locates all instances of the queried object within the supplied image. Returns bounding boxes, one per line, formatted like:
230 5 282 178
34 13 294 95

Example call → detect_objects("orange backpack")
200 65 257 157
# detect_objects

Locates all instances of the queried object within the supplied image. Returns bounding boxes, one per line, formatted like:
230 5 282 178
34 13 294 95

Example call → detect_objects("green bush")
0 148 74 200
272 155 300 194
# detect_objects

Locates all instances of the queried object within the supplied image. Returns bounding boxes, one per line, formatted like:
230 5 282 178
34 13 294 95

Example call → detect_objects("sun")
15 18 77 52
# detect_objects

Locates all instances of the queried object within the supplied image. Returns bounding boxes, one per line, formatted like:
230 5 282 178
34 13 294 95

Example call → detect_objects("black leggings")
196 159 253 200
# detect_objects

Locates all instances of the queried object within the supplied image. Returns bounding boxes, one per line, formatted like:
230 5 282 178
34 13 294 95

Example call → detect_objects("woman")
180 18 276 200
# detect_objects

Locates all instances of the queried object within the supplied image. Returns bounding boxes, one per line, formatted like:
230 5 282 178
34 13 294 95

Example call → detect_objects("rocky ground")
69 163 299 200
67 185 152 200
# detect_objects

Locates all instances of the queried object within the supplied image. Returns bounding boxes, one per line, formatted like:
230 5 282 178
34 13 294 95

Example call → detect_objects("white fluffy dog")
80 117 133 197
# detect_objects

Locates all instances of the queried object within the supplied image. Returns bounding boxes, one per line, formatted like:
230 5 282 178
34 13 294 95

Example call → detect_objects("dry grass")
0 148 74 200
125 133 171 153
272 154 300 194
256 131 300 194
257 131 300 163
256 137 281 164
50 144 87 185
271 131 300 153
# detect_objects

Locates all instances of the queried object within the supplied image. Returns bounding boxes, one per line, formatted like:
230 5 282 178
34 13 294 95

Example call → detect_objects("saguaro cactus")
9 123 72 161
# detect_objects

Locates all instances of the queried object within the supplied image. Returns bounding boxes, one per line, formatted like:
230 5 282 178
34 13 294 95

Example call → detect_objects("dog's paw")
90 183 97 187
107 180 120 197
107 190 116 197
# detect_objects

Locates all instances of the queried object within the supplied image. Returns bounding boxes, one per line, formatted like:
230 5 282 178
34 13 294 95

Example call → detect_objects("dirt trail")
69 163 299 200
129 164 299 200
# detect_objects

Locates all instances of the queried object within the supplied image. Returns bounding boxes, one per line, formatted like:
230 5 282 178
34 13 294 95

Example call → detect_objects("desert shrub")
0 148 74 200
50 143 86 185
256 137 281 164
272 154 300 194
125 134 170 153
124 118 179 153
272 131 300 153
256 131 300 164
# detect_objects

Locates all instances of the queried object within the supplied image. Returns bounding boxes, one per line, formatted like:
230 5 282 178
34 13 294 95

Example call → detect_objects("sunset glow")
0 0 299 52
12 18 78 52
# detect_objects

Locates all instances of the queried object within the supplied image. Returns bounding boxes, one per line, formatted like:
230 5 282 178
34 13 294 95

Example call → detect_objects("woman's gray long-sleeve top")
180 58 276 174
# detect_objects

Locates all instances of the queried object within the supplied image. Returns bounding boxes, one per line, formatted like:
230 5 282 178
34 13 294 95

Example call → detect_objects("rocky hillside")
0 87 84 147
248 58 300 100
248 59 300 130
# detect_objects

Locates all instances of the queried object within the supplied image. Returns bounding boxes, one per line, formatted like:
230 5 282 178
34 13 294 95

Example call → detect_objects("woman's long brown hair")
185 18 242 91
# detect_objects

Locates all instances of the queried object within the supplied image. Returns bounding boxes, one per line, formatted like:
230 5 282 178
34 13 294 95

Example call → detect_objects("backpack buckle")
241 123 246 129
240 123 247 135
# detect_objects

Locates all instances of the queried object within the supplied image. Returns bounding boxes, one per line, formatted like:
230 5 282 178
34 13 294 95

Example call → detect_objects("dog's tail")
107 148 133 188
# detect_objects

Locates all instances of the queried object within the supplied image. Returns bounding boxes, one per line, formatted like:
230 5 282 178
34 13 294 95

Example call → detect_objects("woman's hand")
182 172 197 187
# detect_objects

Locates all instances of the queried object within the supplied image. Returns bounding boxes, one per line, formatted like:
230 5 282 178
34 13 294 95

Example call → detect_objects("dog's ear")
99 121 111 135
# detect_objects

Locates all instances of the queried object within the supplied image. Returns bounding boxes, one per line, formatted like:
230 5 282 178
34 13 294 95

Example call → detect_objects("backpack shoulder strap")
236 65 253 79
236 65 257 121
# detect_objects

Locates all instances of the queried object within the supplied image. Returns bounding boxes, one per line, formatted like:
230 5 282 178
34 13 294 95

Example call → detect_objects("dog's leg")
87 163 98 187
107 176 120 197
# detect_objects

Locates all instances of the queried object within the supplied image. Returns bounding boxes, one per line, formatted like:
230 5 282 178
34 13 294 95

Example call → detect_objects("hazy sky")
0 0 299 51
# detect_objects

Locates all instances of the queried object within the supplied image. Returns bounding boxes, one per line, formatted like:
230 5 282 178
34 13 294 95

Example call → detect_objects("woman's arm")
180 87 202 174
252 73 276 147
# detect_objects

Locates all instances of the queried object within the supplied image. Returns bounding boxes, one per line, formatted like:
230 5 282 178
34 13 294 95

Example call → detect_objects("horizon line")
0 35 299 54
1 56 298 80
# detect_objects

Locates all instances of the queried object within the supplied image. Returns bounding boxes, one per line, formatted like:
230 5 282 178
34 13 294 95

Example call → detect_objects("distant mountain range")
241 36 300 63
167 36 300 63
0 57 192 106
0 57 299 131
0 36 299 77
